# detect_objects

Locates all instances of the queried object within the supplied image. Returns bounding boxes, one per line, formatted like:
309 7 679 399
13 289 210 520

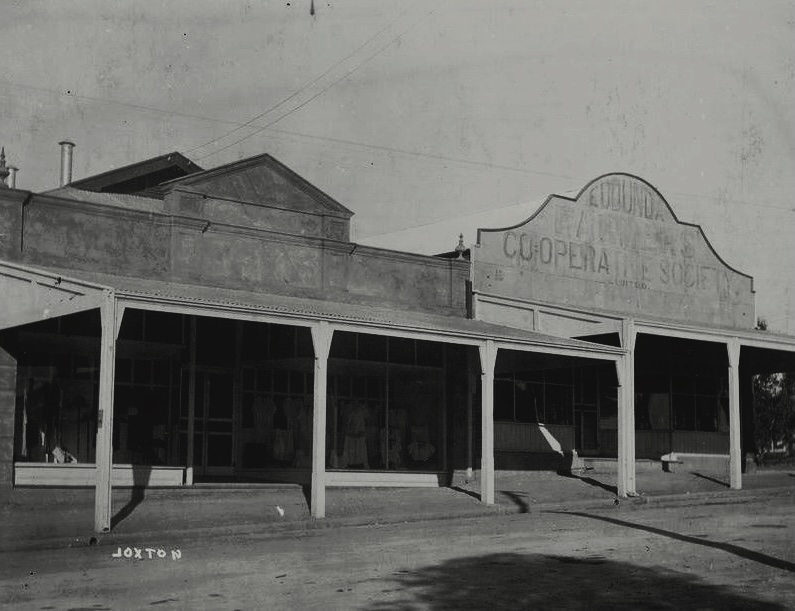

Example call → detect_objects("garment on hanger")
380 427 403 468
341 401 369 468
407 424 435 462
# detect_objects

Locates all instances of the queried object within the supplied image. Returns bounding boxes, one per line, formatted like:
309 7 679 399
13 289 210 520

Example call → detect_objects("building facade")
0 147 793 533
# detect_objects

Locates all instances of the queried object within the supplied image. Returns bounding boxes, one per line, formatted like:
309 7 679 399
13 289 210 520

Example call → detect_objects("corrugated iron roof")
46 268 622 355
42 187 166 213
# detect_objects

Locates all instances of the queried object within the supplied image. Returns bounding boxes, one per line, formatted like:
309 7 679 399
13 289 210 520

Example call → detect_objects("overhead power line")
1 82 792 213
194 7 436 162
185 1 424 155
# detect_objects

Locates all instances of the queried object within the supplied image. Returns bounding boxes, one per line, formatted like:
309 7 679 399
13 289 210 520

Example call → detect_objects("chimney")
59 140 75 187
8 166 18 189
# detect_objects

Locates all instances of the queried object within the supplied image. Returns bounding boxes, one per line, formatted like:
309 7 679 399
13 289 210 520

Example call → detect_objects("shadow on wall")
111 465 152 530
364 552 786 611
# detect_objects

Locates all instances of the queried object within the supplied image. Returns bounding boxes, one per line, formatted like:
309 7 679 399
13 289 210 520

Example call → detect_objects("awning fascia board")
636 320 795 353
116 294 623 362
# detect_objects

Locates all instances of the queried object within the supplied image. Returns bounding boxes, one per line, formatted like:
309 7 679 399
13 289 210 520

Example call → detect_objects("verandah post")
727 338 742 490
479 340 497 504
617 320 636 498
310 321 333 518
94 290 121 533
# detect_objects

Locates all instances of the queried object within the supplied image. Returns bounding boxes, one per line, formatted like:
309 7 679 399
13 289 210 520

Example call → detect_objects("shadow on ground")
111 466 151 530
559 471 619 496
690 471 730 488
365 552 786 610
552 510 795 574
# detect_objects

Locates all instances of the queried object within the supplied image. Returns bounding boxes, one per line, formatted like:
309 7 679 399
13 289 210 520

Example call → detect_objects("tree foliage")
753 372 795 457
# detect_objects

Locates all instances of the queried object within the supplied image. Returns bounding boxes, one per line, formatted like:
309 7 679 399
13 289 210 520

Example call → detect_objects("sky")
1 1 794 333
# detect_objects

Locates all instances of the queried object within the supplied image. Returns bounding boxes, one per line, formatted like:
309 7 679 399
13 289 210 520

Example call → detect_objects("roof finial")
455 233 466 259
0 148 9 188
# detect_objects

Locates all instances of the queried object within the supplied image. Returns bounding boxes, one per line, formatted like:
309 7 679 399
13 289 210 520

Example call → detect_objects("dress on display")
407 424 435 462
342 401 369 468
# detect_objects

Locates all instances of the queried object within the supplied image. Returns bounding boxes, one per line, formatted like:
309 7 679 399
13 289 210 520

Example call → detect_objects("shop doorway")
180 368 235 476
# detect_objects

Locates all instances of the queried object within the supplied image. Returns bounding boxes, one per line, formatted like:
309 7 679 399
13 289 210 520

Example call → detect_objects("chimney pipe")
59 140 75 187
8 166 18 189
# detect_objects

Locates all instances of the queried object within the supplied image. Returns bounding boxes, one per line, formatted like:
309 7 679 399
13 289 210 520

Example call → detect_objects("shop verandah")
0 261 625 533
573 320 795 489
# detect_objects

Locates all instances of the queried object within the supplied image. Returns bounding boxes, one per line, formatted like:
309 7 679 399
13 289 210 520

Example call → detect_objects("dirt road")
2 494 794 609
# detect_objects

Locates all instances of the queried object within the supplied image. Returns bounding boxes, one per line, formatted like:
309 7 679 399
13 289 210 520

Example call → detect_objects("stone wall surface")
474 174 755 329
0 192 468 317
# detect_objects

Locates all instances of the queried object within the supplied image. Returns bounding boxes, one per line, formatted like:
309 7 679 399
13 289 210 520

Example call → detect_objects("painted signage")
473 174 754 328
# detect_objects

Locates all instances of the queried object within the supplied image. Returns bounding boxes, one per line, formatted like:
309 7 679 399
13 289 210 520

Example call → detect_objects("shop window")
143 311 182 345
672 394 696 430
515 380 543 423
242 367 255 392
239 360 314 470
389 337 415 365
256 368 272 393
545 368 572 386
118 309 145 341
289 371 306 395
59 310 101 338
113 357 172 465
196 317 236 366
694 375 716 396
296 328 314 358
330 332 356 360
273 371 288 394
493 369 573 425
599 384 618 430
325 348 444 472
358 334 387 362
494 378 515 421
545 383 573 425
241 323 269 361
695 395 719 432
115 358 132 384
575 367 598 405
17 352 99 464
352 376 367 398
416 340 443 367
269 325 295 359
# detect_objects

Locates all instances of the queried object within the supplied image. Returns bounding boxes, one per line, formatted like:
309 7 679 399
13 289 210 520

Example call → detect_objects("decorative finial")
455 233 466 258
0 148 9 188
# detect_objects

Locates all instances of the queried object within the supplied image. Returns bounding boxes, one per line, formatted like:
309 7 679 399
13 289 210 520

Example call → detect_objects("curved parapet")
473 173 755 329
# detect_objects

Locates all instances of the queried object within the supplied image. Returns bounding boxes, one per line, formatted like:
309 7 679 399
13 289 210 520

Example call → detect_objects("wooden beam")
479 340 498 505
94 290 121 533
727 338 742 490
310 321 333 519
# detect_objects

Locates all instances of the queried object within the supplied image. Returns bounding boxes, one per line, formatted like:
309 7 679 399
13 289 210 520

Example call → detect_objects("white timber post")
727 338 742 490
94 290 121 533
479 340 497 504
310 321 333 518
617 320 637 498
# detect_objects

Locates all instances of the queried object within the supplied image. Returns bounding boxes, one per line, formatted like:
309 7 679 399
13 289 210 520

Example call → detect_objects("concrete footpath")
2 468 794 553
